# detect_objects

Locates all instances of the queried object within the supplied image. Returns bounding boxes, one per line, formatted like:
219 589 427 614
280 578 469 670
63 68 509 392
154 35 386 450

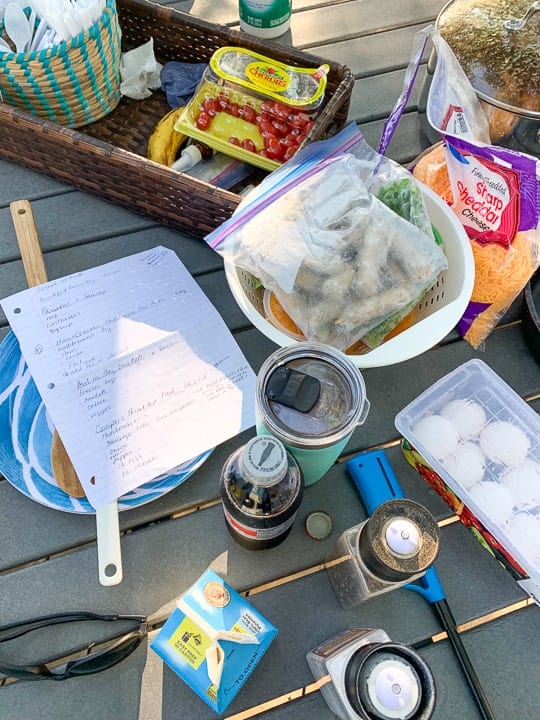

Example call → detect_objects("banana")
147 106 187 166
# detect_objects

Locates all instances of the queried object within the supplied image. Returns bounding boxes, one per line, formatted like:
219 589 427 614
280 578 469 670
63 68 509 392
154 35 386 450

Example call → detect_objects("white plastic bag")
427 32 490 144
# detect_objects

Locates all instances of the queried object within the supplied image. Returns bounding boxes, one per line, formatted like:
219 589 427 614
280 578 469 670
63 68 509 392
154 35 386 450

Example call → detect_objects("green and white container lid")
239 0 292 40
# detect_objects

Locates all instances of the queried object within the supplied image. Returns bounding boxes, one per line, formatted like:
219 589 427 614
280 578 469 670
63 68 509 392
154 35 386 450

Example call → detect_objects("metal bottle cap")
305 511 333 540
385 518 421 557
240 436 288 487
358 499 440 582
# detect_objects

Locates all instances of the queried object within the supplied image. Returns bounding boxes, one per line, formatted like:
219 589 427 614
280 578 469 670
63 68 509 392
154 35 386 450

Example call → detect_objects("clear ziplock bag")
206 124 447 352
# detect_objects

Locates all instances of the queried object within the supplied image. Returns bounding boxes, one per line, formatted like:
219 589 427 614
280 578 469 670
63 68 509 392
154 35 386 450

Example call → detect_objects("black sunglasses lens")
0 618 147 682
64 633 144 678
0 661 52 681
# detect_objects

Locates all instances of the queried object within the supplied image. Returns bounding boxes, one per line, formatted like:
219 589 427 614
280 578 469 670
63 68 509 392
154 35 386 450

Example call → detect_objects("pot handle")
504 1 540 30
96 500 123 587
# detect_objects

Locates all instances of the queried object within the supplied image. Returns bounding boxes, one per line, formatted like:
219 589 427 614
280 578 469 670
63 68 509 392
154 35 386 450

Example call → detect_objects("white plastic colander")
224 183 475 368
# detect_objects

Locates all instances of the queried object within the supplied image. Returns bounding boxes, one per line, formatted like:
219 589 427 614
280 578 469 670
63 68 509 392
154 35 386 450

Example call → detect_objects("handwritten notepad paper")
1 247 256 508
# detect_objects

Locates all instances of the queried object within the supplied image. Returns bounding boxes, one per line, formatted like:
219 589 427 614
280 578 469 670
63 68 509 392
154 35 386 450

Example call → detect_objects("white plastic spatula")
9 199 123 587
95 501 123 586
3 2 31 52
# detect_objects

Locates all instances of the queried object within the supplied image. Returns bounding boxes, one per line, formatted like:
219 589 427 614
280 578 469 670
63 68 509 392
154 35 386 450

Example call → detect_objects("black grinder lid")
358 499 441 582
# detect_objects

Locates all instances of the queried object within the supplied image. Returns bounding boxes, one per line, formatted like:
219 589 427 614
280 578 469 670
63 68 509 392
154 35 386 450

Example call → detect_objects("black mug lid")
265 366 321 413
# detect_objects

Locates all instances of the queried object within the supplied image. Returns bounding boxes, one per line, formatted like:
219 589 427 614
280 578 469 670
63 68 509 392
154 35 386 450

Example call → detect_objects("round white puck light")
385 518 421 558
366 658 421 719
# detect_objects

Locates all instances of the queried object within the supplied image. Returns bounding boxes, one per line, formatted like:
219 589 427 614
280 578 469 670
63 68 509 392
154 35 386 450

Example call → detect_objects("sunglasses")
0 611 147 681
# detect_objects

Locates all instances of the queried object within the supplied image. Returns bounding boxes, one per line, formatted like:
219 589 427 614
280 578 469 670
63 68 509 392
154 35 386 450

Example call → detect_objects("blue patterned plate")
0 332 213 514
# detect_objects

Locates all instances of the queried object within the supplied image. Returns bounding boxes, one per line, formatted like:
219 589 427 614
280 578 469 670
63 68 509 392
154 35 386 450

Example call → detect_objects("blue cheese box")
150 569 278 714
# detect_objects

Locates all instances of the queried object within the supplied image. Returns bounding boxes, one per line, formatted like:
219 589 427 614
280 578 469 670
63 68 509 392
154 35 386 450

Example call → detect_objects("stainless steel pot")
434 0 540 148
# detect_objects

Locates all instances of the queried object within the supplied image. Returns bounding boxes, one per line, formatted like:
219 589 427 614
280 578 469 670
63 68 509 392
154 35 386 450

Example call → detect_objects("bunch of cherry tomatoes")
195 94 316 162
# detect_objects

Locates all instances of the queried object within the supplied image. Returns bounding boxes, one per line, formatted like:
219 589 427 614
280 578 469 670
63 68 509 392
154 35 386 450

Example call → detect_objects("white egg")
411 414 459 461
468 481 515 526
505 513 540 563
479 421 530 467
441 399 487 440
443 441 486 490
500 458 540 509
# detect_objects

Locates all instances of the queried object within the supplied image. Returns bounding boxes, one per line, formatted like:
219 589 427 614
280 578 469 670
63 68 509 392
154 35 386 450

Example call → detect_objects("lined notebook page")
1 247 255 508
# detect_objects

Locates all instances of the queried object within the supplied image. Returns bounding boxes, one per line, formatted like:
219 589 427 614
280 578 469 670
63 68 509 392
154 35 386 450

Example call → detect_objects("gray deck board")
0 160 73 202
315 22 431 77
0 475 528 629
168 0 448 40
0 439 454 571
0 643 148 720
4 603 536 720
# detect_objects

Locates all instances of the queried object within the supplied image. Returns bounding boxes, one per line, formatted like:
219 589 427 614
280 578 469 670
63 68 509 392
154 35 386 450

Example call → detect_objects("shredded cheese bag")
423 29 540 350
444 136 540 349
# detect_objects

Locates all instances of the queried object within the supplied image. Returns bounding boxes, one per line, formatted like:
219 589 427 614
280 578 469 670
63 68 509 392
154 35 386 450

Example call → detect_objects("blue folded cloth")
161 61 208 107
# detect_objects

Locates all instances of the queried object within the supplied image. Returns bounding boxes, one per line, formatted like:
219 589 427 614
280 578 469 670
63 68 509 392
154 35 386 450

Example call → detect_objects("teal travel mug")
255 342 370 486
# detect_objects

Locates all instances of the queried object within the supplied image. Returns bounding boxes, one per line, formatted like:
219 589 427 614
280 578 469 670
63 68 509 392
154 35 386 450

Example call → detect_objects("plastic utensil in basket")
224 183 475 368
0 0 121 127
3 2 31 53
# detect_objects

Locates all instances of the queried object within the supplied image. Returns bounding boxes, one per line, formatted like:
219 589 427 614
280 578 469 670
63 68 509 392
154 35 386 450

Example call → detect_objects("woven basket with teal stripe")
0 0 122 128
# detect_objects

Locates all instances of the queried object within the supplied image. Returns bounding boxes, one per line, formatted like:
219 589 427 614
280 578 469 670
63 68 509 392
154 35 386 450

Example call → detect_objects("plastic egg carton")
395 359 540 600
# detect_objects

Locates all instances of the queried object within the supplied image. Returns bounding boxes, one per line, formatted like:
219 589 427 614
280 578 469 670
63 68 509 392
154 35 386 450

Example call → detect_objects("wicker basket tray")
0 0 354 239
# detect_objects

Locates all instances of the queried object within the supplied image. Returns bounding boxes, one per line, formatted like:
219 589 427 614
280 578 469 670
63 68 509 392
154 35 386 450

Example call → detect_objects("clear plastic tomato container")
175 46 329 171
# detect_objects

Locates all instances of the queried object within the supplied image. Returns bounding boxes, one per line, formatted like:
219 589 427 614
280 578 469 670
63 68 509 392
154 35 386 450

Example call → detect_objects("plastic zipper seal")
378 25 433 156
205 122 364 251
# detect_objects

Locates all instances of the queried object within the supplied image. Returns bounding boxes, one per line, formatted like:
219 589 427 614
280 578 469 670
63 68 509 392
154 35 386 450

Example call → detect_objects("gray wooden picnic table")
0 1 539 719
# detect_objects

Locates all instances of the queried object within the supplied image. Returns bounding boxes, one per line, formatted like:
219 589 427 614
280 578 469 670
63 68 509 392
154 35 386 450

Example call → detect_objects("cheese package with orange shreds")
441 135 540 349
417 30 540 350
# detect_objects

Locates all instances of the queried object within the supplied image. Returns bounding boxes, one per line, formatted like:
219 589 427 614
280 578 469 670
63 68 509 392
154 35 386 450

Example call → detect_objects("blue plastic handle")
346 449 445 604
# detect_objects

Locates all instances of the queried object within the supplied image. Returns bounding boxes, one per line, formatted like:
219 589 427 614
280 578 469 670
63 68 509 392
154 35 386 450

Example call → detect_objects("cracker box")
150 569 278 713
